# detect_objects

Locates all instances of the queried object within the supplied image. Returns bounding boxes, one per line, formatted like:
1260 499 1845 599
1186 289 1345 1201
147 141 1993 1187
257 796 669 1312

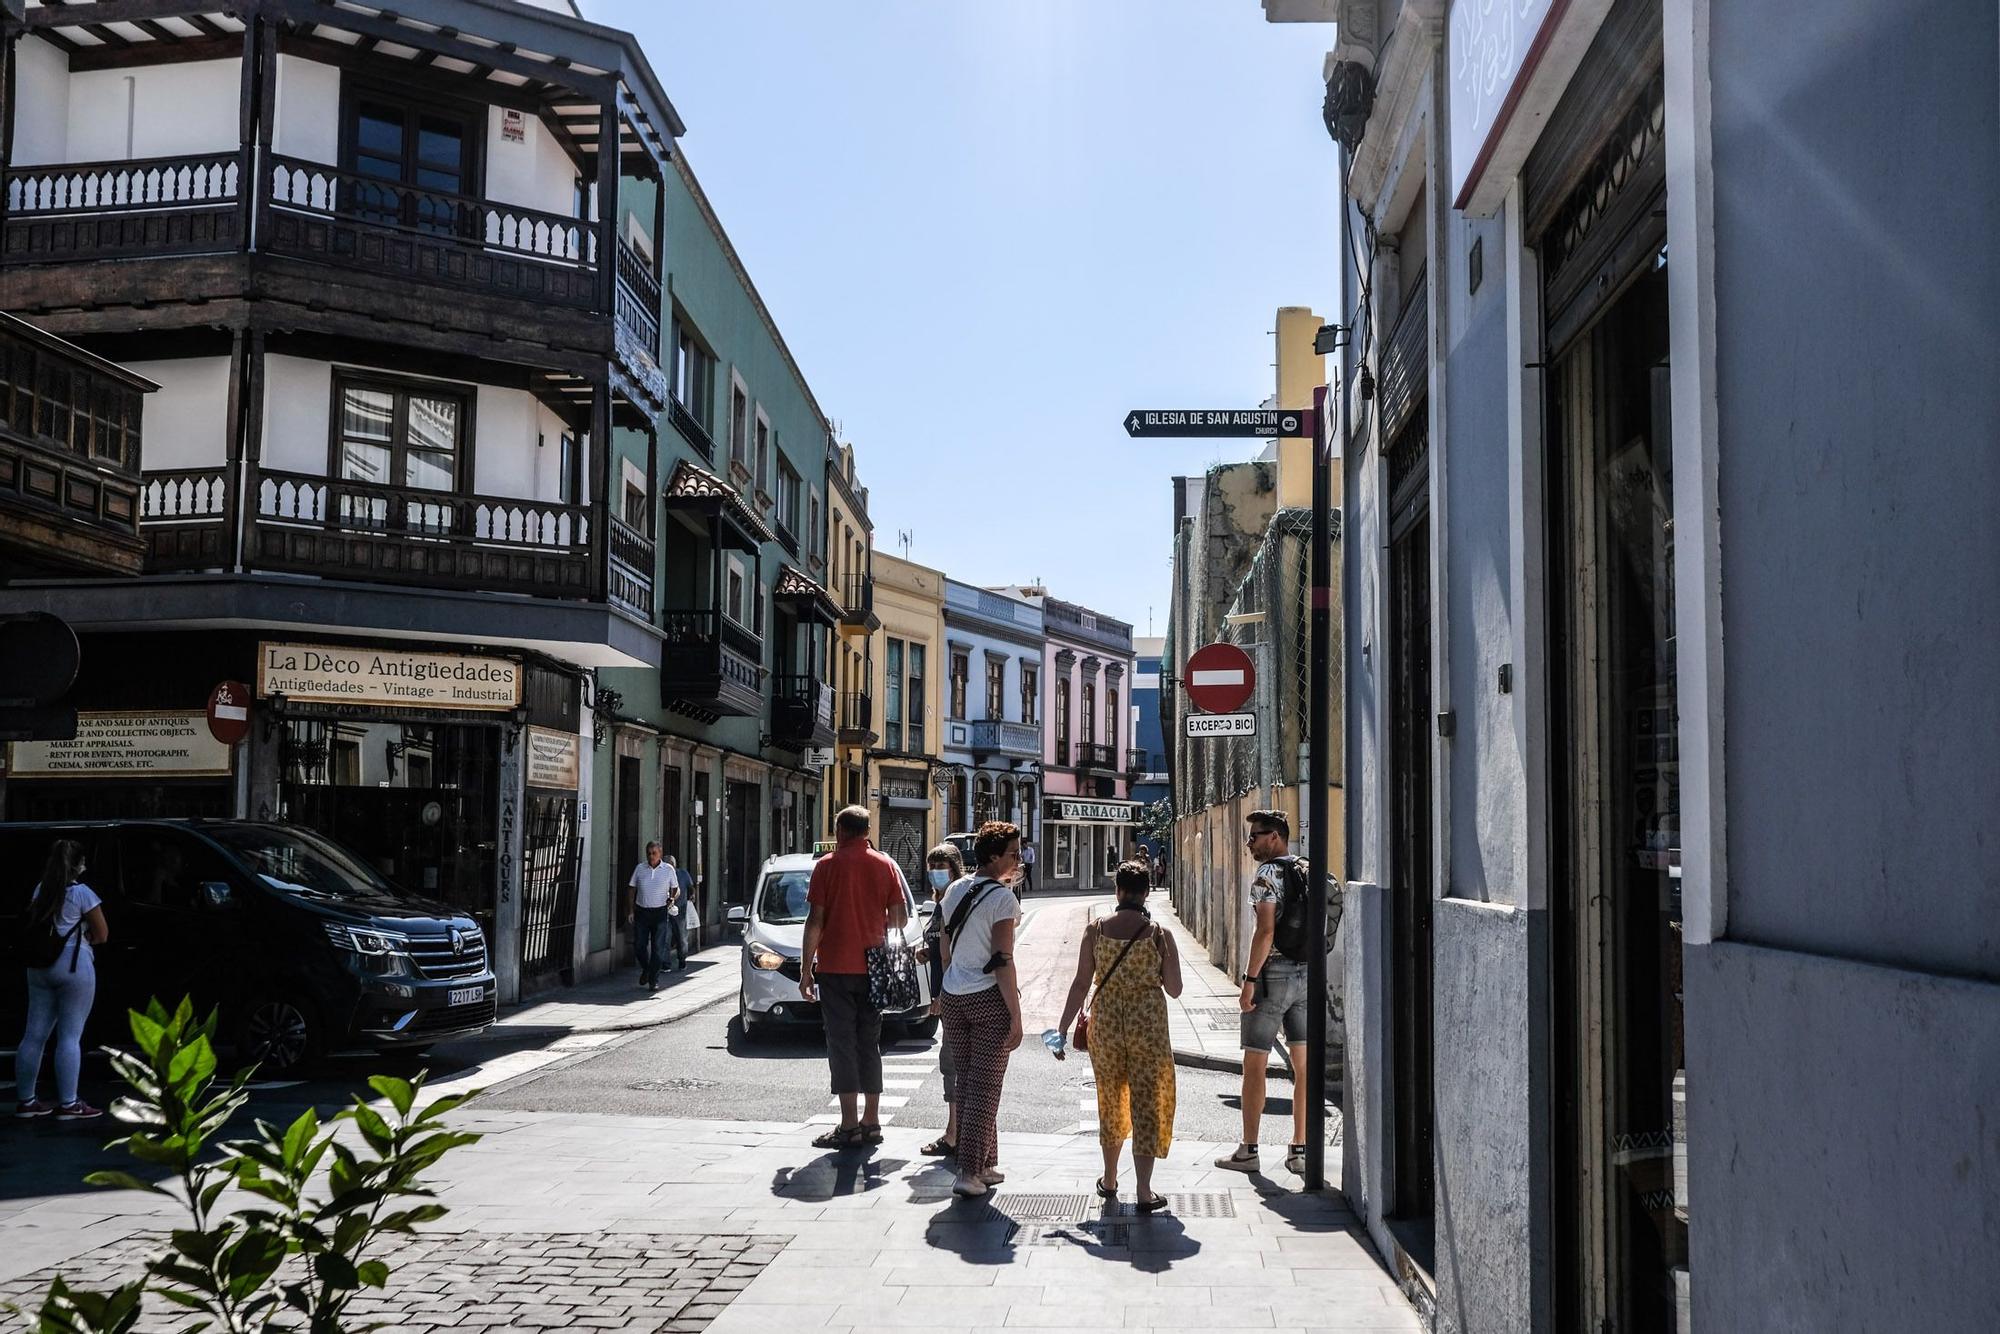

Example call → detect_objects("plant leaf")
356 1260 391 1289
221 1230 287 1301
312 1252 361 1291
280 1108 322 1172
366 1075 416 1117
82 1170 172 1198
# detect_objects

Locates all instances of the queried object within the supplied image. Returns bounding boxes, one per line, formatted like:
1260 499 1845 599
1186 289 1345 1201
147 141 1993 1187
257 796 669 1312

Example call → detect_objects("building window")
808 489 823 561
333 376 467 494
556 432 579 505
950 770 967 828
1082 682 1096 745
726 560 747 629
1054 824 1075 879
885 638 904 753
974 773 993 826
907 643 926 754
777 459 801 538
729 379 749 470
623 481 648 531
999 778 1015 824
1106 685 1119 750
344 95 475 234
985 657 1005 720
1054 679 1070 762
949 651 969 720
1022 665 1038 726
753 579 766 636
754 412 771 496
672 320 715 430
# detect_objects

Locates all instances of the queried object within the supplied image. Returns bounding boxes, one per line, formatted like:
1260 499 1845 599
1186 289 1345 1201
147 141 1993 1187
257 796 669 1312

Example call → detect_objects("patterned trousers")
941 987 1013 1175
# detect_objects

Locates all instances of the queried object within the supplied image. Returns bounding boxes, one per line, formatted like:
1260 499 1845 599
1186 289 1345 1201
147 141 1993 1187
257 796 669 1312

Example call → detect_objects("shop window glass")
1054 825 1075 879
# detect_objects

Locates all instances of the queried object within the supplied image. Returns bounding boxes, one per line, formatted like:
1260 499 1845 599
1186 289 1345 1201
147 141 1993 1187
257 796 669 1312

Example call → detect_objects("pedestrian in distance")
14 839 110 1121
1018 839 1036 895
661 852 689 972
1216 809 1314 1176
627 841 677 991
799 806 909 1150
918 841 967 1158
1054 859 1182 1210
938 820 1026 1198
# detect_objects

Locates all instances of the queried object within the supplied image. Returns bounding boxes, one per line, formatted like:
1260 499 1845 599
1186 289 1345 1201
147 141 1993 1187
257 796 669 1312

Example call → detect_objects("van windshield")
203 825 402 901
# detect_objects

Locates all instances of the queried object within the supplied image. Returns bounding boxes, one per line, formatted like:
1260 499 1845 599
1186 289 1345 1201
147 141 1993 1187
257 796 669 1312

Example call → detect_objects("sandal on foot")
1136 1193 1171 1214
860 1123 884 1145
1095 1177 1118 1200
950 1176 990 1199
810 1125 862 1150
920 1136 957 1156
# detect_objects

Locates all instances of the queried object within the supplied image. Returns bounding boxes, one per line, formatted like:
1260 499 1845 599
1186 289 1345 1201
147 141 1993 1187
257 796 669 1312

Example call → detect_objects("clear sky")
595 0 1341 635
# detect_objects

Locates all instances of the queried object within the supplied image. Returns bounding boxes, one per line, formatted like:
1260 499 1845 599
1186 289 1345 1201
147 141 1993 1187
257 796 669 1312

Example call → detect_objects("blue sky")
597 0 1341 634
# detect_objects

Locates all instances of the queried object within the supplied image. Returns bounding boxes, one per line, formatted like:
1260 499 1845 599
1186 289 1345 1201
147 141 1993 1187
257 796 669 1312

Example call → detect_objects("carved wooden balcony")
659 610 764 718
772 675 837 749
0 314 154 577
3 153 242 265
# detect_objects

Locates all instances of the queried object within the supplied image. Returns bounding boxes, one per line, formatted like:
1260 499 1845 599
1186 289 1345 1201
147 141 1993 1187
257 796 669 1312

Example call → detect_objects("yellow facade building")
868 551 946 884
823 442 878 835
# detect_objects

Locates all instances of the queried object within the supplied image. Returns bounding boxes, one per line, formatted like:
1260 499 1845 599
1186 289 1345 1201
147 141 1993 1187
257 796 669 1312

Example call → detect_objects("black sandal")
1095 1177 1118 1200
860 1123 884 1145
920 1136 957 1156
810 1125 862 1150
1136 1193 1171 1214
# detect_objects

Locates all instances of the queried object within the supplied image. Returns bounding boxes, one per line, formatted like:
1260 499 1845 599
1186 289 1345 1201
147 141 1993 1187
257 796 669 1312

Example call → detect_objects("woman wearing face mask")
917 842 966 1157
937 822 1026 1198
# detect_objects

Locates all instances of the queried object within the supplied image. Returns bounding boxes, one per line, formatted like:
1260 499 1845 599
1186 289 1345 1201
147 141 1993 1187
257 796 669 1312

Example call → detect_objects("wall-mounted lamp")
1312 324 1350 356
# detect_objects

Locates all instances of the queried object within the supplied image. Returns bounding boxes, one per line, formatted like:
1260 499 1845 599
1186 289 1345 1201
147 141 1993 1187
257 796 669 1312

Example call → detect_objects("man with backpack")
1215 809 1313 1176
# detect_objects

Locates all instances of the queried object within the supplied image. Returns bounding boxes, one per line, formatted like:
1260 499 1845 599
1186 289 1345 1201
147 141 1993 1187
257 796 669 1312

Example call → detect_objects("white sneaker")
1284 1146 1308 1175
1214 1146 1260 1173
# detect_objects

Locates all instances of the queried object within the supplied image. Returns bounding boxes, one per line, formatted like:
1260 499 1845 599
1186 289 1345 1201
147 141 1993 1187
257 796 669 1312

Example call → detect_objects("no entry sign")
1184 642 1256 714
206 680 252 746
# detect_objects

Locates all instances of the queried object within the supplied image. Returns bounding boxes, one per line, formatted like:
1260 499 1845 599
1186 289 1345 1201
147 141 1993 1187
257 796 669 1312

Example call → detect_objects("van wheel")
238 994 323 1075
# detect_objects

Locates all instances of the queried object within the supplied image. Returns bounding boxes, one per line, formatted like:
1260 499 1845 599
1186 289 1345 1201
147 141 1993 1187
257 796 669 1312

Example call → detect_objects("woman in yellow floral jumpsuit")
1057 860 1184 1210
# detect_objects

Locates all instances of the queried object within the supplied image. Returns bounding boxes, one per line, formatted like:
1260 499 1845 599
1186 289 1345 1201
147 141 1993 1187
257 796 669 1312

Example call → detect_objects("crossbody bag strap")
1087 929 1146 1006
945 879 999 947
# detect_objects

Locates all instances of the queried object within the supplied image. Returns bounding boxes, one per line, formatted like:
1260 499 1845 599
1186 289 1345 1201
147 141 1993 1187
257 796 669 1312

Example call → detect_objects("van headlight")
323 923 413 975
749 946 788 971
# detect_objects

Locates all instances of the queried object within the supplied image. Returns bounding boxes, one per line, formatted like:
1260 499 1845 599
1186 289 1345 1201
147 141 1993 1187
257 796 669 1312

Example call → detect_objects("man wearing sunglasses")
1215 809 1312 1177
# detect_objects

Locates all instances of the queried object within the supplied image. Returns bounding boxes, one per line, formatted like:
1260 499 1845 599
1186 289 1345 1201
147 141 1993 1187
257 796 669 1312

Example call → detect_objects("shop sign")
257 642 521 711
803 745 836 769
7 710 232 778
525 726 580 789
1043 797 1140 824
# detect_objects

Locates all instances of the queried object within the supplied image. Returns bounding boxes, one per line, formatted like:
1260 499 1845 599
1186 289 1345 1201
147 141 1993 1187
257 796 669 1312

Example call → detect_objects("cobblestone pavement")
0 1230 781 1333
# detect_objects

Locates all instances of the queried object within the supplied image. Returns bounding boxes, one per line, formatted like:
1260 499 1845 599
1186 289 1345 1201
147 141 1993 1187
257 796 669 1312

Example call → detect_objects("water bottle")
1040 1028 1066 1058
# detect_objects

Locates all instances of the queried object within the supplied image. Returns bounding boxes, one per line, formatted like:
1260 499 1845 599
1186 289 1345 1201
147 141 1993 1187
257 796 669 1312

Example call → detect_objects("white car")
727 851 936 1039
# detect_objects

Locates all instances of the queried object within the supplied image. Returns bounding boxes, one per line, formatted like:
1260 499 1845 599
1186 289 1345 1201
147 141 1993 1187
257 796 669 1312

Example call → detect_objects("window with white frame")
725 558 748 628
729 376 749 471
672 320 716 431
754 411 771 496
777 458 801 538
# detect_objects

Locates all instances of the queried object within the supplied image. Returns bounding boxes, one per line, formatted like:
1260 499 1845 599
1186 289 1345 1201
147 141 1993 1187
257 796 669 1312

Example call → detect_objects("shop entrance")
520 791 581 989
279 718 499 935
723 779 760 908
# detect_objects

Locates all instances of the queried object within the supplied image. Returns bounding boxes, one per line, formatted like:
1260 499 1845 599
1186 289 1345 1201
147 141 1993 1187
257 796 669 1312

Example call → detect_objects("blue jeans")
16 959 97 1105
633 905 676 980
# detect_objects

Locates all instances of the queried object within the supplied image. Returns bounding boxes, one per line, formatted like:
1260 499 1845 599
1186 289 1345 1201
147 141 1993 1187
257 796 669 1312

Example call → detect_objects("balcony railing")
4 152 243 261
136 464 644 608
660 610 764 717
1126 747 1148 775
772 675 836 748
969 719 1041 760
668 397 716 461
614 238 662 358
1077 742 1118 771
839 572 875 627
838 689 875 741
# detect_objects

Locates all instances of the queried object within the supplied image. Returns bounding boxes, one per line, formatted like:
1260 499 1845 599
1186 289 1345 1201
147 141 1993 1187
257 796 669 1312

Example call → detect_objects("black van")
0 820 496 1073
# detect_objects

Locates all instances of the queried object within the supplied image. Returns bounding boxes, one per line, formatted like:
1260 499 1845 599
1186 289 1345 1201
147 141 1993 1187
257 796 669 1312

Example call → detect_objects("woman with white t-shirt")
937 820 1025 1199
14 839 110 1121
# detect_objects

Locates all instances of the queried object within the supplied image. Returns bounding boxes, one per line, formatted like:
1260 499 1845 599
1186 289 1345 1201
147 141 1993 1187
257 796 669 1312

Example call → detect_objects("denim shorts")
1240 959 1309 1051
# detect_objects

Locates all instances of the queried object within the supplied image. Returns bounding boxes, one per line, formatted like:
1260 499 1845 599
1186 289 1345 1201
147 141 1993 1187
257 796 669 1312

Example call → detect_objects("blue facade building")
938 580 1045 855
1130 635 1169 855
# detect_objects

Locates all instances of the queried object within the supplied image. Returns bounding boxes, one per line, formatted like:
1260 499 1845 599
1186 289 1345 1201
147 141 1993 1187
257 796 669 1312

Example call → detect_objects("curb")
1170 1043 1302 1080
462 983 738 1046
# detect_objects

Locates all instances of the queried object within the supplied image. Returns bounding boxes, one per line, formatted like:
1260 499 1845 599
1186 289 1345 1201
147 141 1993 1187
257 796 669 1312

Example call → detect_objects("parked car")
0 820 496 1074
728 851 934 1039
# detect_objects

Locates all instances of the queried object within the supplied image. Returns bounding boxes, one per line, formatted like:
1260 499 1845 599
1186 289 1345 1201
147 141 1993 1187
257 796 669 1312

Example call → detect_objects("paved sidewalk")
468 942 742 1043
1 1106 1420 1333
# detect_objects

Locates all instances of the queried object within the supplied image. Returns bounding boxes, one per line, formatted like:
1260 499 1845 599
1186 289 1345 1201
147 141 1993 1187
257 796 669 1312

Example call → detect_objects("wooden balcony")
659 610 763 718
3 153 242 265
969 719 1041 762
0 314 154 577
137 464 651 616
772 675 837 749
838 689 877 747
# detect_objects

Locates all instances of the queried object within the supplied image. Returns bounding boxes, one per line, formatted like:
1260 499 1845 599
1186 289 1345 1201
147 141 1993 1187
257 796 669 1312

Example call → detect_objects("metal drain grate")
1110 1191 1235 1218
1008 1220 1131 1247
993 1192 1098 1222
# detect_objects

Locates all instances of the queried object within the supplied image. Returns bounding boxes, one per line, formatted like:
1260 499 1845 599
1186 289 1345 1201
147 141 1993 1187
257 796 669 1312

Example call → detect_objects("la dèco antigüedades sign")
1042 796 1142 825
257 642 522 711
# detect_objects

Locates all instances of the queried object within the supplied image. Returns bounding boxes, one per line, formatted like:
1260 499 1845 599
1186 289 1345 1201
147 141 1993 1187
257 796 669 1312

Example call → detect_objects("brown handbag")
1073 927 1146 1053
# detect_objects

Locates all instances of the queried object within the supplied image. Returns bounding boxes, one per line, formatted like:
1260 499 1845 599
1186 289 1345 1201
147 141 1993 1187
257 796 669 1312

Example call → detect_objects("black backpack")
1271 856 1315 963
24 907 83 972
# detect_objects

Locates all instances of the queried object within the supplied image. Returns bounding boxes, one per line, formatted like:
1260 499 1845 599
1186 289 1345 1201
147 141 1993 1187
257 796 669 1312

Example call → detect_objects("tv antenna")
897 529 914 560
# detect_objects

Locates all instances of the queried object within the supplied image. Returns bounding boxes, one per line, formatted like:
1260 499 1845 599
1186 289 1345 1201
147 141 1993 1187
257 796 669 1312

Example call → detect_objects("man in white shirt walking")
626 841 678 991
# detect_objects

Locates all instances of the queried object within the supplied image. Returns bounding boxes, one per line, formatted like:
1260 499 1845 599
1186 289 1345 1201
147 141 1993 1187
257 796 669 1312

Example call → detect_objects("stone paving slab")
472 946 743 1043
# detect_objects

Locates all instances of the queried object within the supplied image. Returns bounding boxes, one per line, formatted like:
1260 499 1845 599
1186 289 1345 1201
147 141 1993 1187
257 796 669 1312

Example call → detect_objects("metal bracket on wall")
1436 710 1456 738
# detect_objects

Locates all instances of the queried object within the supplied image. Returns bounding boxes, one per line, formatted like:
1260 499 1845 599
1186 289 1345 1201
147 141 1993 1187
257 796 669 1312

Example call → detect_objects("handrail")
255 467 591 550
140 468 229 520
6 152 240 215
266 155 595 268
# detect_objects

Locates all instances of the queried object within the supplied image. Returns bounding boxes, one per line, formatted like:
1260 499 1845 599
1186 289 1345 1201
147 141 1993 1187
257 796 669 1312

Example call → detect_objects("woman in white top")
14 838 110 1120
937 821 1025 1198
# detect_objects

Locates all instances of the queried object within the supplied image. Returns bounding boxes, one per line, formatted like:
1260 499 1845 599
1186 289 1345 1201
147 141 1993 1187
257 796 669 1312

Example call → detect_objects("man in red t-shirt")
801 805 909 1146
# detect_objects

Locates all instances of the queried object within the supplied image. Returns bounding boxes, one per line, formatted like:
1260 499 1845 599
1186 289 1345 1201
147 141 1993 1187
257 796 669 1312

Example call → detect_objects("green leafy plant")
11 998 479 1334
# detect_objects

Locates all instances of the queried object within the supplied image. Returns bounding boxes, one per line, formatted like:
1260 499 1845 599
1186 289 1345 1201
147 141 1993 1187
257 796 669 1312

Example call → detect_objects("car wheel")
237 994 323 1075
737 990 761 1041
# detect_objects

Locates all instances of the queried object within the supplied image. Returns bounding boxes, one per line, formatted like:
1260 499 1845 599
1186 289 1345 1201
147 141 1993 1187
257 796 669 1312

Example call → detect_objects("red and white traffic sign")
1184 642 1256 714
206 680 252 746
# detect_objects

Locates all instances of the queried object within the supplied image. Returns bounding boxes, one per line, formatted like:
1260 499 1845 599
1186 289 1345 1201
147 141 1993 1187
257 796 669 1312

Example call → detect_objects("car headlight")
749 946 788 971
322 923 412 975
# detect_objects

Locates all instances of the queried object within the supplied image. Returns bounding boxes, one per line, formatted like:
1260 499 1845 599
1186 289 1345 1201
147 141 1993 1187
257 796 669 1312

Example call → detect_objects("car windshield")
202 825 403 901
755 862 917 926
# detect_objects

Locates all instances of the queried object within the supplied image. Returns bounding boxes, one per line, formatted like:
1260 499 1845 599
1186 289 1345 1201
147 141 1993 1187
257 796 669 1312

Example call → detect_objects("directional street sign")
1124 408 1312 439
1184 641 1257 714
1185 712 1256 738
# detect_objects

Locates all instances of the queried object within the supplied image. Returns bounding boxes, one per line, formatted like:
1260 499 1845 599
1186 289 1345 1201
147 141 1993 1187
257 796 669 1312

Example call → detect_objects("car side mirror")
200 881 235 910
725 905 748 924
915 900 937 917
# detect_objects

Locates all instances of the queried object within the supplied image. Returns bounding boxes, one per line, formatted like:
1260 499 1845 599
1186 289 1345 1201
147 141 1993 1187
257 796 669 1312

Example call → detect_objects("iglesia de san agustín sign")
257 642 522 711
